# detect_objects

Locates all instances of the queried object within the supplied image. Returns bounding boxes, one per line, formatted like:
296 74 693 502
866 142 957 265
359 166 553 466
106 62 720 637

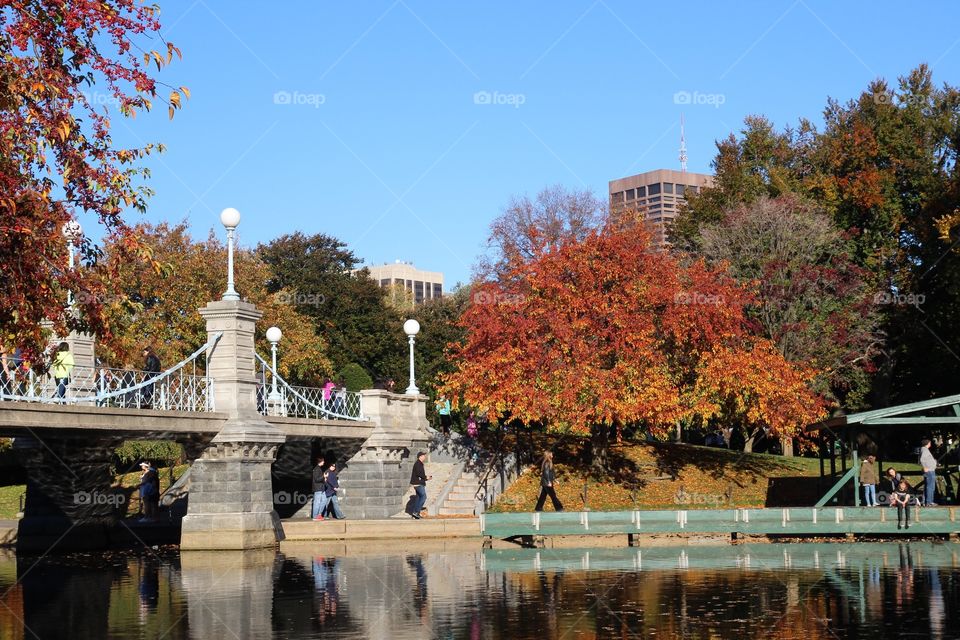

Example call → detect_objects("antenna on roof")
678 114 688 174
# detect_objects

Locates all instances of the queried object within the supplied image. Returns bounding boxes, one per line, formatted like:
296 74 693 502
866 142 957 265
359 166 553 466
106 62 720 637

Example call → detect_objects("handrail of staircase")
474 433 509 502
0 332 222 410
254 352 365 421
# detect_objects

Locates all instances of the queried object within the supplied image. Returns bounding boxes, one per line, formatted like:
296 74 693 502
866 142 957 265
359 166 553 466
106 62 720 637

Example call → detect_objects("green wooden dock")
481 507 960 543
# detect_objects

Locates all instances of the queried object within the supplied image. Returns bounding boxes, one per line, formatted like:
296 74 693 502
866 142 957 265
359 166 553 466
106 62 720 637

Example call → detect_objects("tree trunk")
589 425 610 472
781 436 794 457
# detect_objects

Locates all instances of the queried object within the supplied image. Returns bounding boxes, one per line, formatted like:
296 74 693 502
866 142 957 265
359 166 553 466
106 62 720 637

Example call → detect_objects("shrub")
337 362 373 392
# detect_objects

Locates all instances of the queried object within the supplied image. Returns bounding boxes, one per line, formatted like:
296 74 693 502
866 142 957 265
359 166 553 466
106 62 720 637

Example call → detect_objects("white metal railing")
255 353 364 421
0 333 222 412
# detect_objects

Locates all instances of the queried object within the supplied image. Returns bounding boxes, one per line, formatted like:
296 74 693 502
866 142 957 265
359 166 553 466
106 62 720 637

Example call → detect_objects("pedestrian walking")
50 341 74 400
919 439 938 506
138 461 160 522
141 346 161 409
409 451 431 519
323 462 345 519
535 451 564 512
859 454 878 506
311 456 328 520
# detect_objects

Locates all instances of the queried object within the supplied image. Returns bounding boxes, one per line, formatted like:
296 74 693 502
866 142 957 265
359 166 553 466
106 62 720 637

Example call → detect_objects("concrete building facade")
609 169 714 246
365 261 444 305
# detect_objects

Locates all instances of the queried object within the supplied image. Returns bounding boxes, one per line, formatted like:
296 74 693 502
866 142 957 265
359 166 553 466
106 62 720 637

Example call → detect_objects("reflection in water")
0 542 956 638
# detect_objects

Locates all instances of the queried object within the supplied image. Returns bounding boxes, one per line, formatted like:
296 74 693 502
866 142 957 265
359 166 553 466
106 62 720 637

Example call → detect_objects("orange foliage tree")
97 222 331 385
443 227 827 468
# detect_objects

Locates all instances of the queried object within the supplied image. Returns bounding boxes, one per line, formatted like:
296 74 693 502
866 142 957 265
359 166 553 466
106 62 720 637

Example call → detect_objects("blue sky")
94 1 960 288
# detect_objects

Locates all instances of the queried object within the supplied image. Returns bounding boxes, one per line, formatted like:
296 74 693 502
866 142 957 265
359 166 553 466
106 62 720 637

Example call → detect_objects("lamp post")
219 207 241 301
62 221 82 306
403 318 420 396
266 326 282 403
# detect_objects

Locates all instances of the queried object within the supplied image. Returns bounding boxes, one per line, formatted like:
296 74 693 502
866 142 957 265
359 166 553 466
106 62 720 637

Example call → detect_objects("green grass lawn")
488 435 926 512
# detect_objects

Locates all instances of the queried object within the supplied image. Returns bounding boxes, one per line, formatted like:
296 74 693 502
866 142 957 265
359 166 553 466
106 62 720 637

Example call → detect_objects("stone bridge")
0 298 434 552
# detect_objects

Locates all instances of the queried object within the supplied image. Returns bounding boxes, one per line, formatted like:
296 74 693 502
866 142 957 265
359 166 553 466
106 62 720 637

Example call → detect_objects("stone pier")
179 300 286 550
337 390 432 519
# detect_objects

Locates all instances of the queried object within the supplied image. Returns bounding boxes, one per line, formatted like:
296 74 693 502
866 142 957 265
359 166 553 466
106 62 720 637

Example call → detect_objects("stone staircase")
437 470 480 516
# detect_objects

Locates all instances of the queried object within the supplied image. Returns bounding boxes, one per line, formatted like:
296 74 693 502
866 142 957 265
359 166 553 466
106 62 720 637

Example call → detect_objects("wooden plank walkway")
481 507 960 541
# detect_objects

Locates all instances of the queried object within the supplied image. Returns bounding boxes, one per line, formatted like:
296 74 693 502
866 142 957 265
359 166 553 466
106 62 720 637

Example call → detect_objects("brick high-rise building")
608 169 713 246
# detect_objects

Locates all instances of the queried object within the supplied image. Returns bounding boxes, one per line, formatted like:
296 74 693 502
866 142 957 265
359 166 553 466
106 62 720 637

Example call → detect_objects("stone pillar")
337 390 432 519
180 300 286 550
14 434 126 553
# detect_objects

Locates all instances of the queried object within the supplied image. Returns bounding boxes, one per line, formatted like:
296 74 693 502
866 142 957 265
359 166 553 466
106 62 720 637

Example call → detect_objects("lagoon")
0 540 955 639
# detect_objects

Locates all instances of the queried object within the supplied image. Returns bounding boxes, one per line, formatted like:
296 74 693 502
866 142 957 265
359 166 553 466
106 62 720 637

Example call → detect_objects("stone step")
444 498 475 508
437 506 475 516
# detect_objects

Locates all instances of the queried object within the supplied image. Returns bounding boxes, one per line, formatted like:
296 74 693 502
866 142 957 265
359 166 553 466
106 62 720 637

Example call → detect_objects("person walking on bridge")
141 347 161 409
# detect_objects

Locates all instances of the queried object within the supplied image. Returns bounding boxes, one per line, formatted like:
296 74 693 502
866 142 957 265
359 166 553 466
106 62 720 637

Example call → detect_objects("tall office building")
364 261 444 305
608 169 714 246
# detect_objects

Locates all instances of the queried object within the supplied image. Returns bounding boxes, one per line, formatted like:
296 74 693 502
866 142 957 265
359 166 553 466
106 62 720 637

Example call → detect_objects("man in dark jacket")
311 456 327 520
324 462 345 519
409 451 431 519
141 347 161 408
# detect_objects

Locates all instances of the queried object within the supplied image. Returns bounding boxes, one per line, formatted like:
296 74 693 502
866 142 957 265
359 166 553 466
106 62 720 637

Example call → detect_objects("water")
0 540 957 639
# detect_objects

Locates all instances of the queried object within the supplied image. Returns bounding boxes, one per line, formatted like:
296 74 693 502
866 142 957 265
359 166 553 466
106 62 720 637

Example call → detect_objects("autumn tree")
0 0 187 360
817 66 960 402
672 65 960 406
99 223 330 385
443 226 826 469
476 184 606 281
697 195 883 409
